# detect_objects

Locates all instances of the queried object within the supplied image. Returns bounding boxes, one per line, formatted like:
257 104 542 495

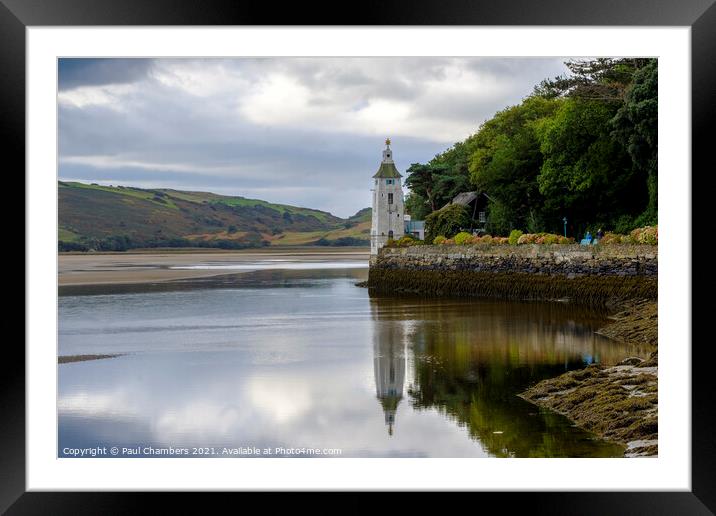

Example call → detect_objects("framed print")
5 0 715 512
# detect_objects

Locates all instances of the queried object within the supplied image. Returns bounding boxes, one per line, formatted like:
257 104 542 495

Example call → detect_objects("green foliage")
404 160 470 217
433 235 447 245
611 59 658 224
454 231 473 245
404 58 657 240
404 192 431 220
508 229 524 245
533 58 653 102
425 203 471 242
469 96 562 233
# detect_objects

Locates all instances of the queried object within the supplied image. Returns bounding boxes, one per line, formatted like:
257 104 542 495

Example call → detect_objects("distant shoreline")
58 245 370 255
59 248 370 286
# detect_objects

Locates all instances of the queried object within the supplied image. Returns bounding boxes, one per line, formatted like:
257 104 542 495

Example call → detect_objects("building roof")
449 191 479 206
441 191 493 209
373 161 402 178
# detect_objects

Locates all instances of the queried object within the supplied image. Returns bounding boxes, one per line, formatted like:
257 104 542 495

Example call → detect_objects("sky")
58 57 570 218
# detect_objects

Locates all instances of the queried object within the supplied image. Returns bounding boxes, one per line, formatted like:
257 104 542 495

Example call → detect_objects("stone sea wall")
368 244 657 305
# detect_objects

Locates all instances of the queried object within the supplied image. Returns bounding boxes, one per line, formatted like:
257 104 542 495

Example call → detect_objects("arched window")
388 230 394 239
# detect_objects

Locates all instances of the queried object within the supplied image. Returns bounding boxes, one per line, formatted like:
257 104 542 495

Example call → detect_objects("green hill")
58 181 371 251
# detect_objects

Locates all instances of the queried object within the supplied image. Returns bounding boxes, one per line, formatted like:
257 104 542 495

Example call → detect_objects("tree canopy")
403 58 658 238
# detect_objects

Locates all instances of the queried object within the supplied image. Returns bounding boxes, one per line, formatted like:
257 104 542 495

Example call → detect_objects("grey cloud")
58 57 571 217
58 58 155 91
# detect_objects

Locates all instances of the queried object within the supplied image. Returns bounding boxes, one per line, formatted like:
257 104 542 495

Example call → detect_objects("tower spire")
380 138 396 166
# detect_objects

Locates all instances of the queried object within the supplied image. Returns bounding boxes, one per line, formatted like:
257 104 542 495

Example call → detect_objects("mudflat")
58 247 370 286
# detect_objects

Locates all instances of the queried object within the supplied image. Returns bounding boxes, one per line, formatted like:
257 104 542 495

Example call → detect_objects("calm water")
58 263 644 458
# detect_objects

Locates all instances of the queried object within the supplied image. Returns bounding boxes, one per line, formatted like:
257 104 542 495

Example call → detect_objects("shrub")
424 203 471 242
542 234 560 245
454 231 473 245
508 229 524 245
515 232 570 245
494 237 509 244
442 238 455 245
599 232 622 244
480 235 494 244
397 235 416 247
630 225 658 245
433 235 447 245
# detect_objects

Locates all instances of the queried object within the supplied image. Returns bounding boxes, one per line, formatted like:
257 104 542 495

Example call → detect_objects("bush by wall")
424 203 471 242
509 230 524 245
454 232 473 245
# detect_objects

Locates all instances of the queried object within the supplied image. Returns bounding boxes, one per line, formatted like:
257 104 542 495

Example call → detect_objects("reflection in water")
59 266 644 457
373 319 406 436
368 295 637 457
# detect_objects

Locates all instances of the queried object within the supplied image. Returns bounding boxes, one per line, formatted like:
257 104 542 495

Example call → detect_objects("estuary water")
58 260 644 458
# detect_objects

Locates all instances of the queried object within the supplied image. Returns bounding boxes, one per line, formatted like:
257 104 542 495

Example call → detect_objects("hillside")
59 181 370 251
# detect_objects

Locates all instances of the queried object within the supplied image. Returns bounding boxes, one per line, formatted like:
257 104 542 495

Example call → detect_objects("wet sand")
59 248 370 286
58 354 122 364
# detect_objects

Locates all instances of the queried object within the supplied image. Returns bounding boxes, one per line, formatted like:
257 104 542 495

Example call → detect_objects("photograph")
57 56 659 459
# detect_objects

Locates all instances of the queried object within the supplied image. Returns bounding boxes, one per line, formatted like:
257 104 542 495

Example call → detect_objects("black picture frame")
4 0 714 512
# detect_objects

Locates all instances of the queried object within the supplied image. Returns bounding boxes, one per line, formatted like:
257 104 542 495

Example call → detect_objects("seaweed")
368 269 657 307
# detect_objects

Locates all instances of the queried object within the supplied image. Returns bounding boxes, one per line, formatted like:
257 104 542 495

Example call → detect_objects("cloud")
58 57 569 217
58 58 154 90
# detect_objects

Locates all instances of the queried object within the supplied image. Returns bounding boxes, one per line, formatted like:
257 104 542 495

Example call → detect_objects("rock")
618 357 644 366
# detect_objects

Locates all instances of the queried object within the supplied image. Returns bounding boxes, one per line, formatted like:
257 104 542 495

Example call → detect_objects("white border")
27 27 691 491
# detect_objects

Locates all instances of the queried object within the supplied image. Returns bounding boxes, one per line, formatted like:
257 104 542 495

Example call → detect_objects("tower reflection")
372 305 407 436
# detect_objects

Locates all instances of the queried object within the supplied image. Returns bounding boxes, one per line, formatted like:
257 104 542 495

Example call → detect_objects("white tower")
370 138 405 255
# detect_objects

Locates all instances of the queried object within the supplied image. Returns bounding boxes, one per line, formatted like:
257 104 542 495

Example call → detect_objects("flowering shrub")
599 232 623 244
508 229 523 245
517 232 571 245
630 225 658 245
454 231 473 245
517 233 539 244
595 225 657 245
426 232 570 246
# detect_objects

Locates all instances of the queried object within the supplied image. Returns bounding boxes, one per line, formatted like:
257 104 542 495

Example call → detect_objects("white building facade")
370 139 405 255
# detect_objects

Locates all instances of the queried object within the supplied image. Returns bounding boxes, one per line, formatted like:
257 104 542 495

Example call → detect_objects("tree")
533 58 652 102
536 98 643 233
610 59 658 225
404 191 431 220
404 163 439 213
468 96 561 233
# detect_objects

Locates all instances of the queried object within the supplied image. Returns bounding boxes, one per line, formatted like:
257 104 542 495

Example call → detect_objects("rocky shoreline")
519 299 658 457
368 244 657 307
